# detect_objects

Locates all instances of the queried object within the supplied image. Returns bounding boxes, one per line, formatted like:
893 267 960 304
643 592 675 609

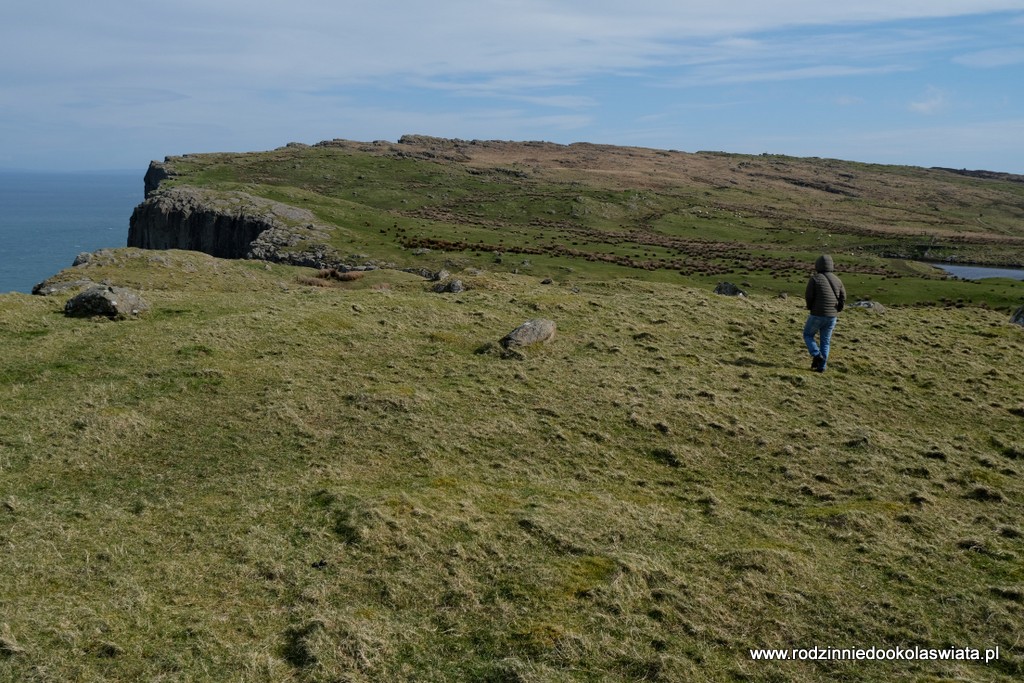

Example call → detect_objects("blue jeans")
803 315 838 367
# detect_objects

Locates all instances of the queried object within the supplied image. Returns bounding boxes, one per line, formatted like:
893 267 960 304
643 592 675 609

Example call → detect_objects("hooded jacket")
805 254 846 317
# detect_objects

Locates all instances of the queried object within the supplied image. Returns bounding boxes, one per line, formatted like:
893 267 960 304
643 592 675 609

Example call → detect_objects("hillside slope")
127 136 1024 310
2 250 1023 681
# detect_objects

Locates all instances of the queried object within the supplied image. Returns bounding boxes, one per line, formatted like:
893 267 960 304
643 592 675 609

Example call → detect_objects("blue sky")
2 1 1024 172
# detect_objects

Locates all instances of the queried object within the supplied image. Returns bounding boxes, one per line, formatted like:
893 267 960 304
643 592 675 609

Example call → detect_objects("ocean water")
0 171 142 293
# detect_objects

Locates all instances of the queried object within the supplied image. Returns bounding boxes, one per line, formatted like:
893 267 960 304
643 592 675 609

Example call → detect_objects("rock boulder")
32 279 95 297
500 319 557 349
65 286 149 320
714 282 746 297
433 279 465 294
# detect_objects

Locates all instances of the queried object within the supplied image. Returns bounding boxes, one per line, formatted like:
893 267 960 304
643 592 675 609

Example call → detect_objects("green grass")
144 141 1024 311
2 250 1023 681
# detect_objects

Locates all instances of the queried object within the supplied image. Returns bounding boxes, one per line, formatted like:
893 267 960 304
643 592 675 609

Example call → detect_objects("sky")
2 1 1024 173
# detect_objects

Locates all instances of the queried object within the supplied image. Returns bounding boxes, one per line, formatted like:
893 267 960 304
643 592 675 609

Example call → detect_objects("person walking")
803 254 846 372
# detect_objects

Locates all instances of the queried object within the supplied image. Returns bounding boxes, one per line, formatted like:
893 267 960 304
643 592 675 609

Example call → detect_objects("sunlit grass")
147 140 1024 311
1 250 1022 681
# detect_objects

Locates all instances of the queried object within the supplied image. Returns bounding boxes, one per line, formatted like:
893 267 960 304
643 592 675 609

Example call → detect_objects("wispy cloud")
2 1 1024 169
3 2 1020 93
953 47 1024 67
909 86 949 114
678 64 909 87
656 27 956 88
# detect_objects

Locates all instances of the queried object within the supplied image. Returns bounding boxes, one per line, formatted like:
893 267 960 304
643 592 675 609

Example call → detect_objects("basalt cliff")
128 169 344 269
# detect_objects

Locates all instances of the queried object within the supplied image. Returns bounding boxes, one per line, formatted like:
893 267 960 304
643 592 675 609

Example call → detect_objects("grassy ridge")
2 250 1023 681
149 138 1024 310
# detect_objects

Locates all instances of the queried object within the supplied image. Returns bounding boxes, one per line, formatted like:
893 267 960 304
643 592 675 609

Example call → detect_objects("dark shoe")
811 355 824 371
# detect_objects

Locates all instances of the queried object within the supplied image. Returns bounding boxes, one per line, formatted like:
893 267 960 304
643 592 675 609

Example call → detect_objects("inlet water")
927 263 1024 281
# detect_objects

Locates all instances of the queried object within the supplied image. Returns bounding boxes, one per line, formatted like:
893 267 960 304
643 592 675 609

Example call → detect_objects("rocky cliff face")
130 187 281 258
128 185 342 267
143 160 173 197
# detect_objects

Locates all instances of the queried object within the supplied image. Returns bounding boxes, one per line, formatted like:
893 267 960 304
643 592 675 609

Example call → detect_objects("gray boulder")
433 279 465 294
1012 305 1024 327
714 282 746 297
65 285 149 320
501 318 557 349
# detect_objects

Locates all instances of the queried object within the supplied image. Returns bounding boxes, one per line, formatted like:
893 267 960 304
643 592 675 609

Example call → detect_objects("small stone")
853 300 886 313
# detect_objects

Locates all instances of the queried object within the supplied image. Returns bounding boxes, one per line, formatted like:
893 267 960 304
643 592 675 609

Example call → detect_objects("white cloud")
908 86 949 114
3 1 1024 169
5 2 1024 89
678 64 907 87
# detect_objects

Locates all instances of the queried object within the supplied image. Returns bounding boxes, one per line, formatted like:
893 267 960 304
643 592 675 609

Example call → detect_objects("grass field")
138 137 1024 311
2 248 1023 681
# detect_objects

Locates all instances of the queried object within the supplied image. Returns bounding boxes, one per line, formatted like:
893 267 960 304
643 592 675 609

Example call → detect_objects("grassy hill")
2 247 1023 682
141 135 1024 310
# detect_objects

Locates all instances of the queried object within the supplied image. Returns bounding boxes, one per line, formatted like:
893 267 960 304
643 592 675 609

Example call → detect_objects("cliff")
128 184 342 268
143 160 173 197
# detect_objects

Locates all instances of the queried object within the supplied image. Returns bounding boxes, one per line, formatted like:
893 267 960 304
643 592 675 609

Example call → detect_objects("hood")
815 254 834 273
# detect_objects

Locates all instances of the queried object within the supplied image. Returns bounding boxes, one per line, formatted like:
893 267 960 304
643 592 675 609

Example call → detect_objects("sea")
0 171 142 293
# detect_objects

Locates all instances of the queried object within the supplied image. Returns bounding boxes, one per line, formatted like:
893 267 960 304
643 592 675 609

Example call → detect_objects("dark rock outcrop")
433 279 465 294
714 282 746 297
128 186 340 267
130 187 290 258
33 279 95 297
1012 305 1024 327
143 161 173 197
65 285 149 319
